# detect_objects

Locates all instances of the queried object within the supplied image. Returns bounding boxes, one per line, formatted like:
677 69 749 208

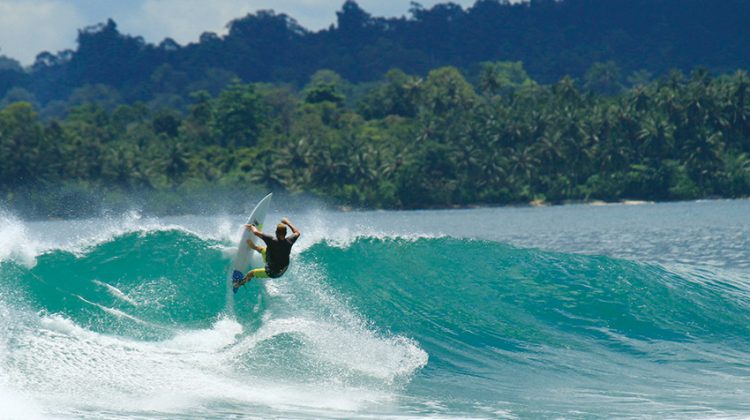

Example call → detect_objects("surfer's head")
276 223 287 238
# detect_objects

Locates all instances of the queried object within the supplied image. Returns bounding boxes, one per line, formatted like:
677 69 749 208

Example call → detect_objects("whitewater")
1 199 750 418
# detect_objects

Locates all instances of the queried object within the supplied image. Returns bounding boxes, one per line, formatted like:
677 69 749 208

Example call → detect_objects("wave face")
304 237 750 416
3 217 750 418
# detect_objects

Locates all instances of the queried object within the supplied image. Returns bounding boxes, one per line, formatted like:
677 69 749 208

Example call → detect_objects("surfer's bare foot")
236 276 252 287
232 277 250 293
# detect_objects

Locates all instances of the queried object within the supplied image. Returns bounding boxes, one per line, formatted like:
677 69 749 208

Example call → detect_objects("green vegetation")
2 65 749 216
3 0 750 106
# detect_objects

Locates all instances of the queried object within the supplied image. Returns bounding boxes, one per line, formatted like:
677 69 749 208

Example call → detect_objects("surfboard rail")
230 193 272 284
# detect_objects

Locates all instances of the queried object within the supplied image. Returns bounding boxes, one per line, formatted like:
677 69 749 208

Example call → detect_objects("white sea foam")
92 279 139 306
0 299 44 419
293 212 446 253
233 258 429 386
0 213 40 267
1 209 446 272
74 294 156 327
0 381 43 420
3 210 220 263
227 316 427 384
4 310 413 417
162 316 242 352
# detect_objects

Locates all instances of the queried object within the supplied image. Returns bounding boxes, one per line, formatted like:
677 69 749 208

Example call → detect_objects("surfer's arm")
244 223 262 237
281 217 301 238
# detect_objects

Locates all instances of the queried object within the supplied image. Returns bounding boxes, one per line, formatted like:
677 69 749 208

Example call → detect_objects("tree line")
1 0 750 108
1 64 749 216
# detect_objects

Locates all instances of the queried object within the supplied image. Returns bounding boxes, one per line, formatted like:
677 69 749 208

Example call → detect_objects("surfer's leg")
251 268 269 280
237 268 268 288
241 271 254 285
234 271 254 292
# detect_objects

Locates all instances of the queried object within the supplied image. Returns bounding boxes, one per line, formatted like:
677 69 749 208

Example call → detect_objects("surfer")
233 217 301 292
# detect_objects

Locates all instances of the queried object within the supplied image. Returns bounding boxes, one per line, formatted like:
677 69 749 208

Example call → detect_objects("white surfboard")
230 193 272 287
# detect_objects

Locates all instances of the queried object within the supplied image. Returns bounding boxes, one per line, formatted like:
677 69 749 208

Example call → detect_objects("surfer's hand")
245 223 255 231
281 217 289 225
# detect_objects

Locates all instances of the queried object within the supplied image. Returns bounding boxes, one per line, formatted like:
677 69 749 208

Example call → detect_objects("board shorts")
249 247 287 279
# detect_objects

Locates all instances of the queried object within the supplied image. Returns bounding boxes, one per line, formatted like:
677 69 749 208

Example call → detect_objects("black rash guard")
259 233 299 277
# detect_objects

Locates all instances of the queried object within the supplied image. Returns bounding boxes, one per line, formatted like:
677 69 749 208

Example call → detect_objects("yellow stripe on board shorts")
250 247 269 278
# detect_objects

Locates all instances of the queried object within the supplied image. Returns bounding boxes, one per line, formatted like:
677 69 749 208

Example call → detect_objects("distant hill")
1 0 750 105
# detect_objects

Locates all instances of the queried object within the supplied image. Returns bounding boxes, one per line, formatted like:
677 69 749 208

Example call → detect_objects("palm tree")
507 145 540 190
248 152 290 190
720 152 750 196
636 115 675 162
162 139 189 183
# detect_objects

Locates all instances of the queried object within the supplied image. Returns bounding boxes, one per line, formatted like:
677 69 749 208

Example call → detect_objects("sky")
0 0 480 65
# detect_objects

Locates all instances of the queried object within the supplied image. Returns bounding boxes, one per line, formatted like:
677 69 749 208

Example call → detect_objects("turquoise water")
1 200 750 418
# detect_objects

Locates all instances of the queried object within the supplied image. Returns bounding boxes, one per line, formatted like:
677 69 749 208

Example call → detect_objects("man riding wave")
233 217 301 293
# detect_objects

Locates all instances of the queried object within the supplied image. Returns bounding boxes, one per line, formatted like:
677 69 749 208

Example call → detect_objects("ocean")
1 199 749 418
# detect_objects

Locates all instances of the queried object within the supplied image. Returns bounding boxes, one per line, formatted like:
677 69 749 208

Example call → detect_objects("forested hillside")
1 0 749 108
1 0 750 217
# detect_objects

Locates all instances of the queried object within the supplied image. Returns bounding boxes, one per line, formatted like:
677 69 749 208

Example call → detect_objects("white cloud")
119 0 350 46
0 0 85 65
